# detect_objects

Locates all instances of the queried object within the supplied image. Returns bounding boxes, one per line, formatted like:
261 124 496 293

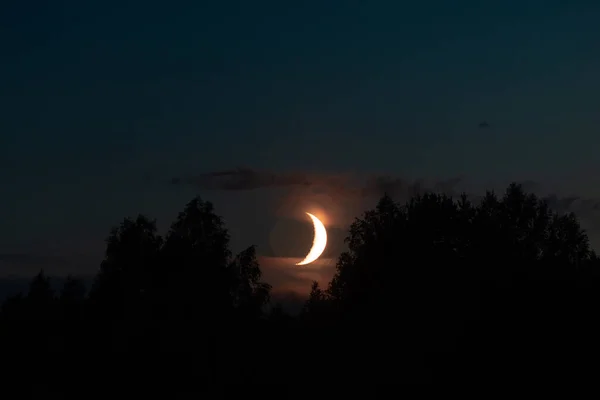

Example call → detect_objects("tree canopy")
2 183 599 385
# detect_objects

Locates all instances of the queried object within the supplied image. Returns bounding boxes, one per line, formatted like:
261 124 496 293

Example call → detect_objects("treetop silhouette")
1 183 598 385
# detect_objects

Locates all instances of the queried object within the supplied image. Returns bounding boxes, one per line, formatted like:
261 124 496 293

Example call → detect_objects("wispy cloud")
170 167 461 198
170 167 466 226
170 167 312 191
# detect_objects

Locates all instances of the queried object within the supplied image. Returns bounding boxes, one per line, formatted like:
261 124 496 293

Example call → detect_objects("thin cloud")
171 167 311 191
171 167 600 215
170 167 464 223
172 166 466 198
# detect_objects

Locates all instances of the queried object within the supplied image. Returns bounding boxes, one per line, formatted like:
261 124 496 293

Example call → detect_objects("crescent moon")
296 212 328 266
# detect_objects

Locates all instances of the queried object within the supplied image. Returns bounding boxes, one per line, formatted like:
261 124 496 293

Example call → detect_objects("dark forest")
2 183 599 386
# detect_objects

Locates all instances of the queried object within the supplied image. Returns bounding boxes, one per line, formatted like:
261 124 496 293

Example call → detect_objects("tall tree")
59 275 86 321
87 215 162 349
160 197 233 326
89 215 162 316
319 183 598 357
228 245 271 320
26 270 55 321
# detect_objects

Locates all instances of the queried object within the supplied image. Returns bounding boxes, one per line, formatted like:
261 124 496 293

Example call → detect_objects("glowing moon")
296 212 328 266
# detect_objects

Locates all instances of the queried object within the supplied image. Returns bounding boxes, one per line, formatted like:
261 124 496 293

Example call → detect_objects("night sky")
2 1 600 300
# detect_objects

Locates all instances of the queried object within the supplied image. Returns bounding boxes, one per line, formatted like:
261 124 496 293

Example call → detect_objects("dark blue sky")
2 1 600 293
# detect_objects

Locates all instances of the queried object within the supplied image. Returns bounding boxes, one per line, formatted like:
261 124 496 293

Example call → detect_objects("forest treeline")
2 183 600 385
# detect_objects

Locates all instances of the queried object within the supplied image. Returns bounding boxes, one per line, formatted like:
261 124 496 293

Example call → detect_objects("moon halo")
296 212 328 266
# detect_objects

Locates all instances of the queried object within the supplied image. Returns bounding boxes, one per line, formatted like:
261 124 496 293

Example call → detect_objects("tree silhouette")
300 281 327 323
1 184 599 384
55 275 87 352
4 270 57 351
161 198 231 315
301 183 599 382
59 275 86 314
87 215 162 350
27 270 54 314
228 245 271 320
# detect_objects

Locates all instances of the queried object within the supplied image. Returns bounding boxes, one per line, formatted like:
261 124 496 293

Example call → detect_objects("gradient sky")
2 1 600 298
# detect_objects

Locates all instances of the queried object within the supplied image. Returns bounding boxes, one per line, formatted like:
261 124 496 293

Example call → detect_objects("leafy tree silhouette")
87 215 162 350
0 292 25 320
1 184 599 385
56 275 87 352
302 183 598 383
269 302 293 325
162 199 230 302
300 281 327 324
228 244 272 321
27 270 54 316
155 196 273 382
157 197 236 358
3 270 57 351
59 275 86 317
